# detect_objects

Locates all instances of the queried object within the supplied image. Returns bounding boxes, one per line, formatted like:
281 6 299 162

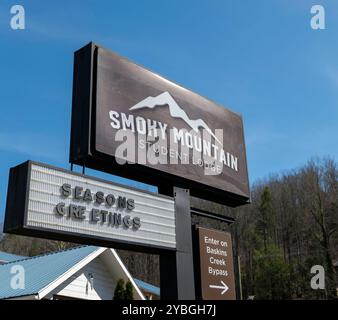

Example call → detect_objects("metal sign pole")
159 187 195 300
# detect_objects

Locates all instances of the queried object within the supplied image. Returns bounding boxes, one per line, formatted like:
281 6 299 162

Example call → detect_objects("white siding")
51 256 115 300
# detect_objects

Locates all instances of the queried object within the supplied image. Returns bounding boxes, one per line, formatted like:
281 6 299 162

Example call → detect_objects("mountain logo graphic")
129 91 222 144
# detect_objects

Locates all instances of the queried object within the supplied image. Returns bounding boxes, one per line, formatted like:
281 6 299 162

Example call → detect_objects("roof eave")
37 247 106 300
6 294 39 300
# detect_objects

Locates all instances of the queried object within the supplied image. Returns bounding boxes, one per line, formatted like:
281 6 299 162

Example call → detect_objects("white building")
0 246 160 300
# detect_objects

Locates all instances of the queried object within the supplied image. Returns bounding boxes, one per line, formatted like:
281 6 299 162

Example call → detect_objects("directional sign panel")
198 227 236 300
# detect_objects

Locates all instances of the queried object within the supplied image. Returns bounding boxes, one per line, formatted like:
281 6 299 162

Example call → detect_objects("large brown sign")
70 42 250 206
198 227 236 300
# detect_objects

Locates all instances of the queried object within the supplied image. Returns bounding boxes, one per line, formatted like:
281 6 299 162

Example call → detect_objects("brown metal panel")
70 43 250 206
197 227 236 300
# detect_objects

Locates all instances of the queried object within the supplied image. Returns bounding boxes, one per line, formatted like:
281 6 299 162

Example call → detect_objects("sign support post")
160 187 195 300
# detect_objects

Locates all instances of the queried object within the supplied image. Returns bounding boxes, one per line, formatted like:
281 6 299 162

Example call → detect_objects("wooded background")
1 156 337 299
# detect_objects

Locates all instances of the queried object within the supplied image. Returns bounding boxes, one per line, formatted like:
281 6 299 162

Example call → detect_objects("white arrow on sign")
209 281 229 295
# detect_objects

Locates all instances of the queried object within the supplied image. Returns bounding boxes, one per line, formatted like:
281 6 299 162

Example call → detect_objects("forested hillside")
0 157 337 299
231 157 338 299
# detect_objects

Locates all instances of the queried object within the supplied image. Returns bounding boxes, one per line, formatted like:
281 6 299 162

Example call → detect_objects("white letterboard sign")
4 161 176 251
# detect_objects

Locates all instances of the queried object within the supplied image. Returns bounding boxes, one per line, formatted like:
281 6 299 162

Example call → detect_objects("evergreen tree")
256 187 276 251
254 243 290 299
113 279 125 300
252 187 292 299
124 280 134 300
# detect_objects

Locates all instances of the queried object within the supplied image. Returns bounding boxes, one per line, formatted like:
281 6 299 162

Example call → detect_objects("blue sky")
0 0 338 221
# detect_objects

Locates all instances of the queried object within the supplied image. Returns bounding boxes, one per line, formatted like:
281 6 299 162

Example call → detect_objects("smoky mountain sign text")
198 227 236 300
4 161 176 252
70 43 250 206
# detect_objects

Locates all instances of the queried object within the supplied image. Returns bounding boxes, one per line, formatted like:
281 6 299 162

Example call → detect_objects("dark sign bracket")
190 207 235 225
